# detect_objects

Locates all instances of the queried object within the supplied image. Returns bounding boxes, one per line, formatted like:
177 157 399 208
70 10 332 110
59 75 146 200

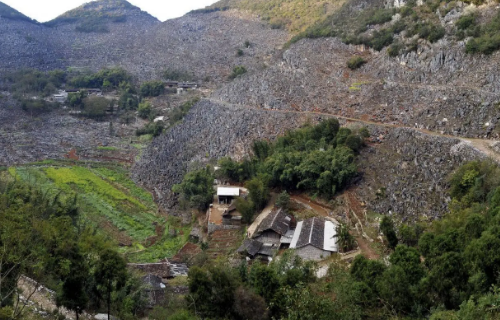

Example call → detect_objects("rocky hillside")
213 37 500 139
0 1 288 81
2 0 500 221
134 0 500 219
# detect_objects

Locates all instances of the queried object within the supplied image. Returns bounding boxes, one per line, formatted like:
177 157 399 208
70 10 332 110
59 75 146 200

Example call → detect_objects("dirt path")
344 191 380 260
206 98 500 163
247 193 277 237
355 235 380 260
291 194 331 217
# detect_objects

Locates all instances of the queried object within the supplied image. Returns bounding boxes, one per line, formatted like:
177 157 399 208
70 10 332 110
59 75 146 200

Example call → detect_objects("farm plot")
8 163 189 261
206 229 244 260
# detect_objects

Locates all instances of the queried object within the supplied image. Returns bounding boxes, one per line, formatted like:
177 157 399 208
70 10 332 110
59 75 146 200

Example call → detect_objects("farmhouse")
237 238 263 258
217 186 240 204
164 80 178 88
141 274 166 307
252 208 293 246
290 217 338 261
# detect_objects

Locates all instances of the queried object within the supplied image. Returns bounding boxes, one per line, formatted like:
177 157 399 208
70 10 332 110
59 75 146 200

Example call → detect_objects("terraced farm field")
8 161 190 262
206 229 244 260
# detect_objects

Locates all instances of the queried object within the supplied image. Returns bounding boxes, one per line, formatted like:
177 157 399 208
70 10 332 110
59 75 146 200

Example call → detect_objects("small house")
87 88 102 95
178 82 198 89
164 81 178 88
141 274 166 307
289 217 338 261
237 239 263 258
252 208 293 246
217 187 240 204
237 239 277 261
53 94 66 103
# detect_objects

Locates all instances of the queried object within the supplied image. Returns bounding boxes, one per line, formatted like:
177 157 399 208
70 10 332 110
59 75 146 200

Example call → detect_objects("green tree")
335 222 356 253
245 177 269 211
57 260 89 320
94 249 127 320
83 96 109 119
380 216 398 249
172 167 215 211
276 191 291 210
235 198 255 224
137 101 152 119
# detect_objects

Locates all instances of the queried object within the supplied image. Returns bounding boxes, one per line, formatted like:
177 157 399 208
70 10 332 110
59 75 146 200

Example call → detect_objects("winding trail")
205 98 500 162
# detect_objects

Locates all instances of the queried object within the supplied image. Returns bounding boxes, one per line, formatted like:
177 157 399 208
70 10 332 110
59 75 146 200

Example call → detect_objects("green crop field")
8 162 190 263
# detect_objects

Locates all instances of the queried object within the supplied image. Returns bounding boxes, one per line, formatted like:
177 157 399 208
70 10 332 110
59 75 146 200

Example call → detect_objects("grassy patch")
125 217 192 262
8 164 190 261
97 146 119 151
349 81 370 91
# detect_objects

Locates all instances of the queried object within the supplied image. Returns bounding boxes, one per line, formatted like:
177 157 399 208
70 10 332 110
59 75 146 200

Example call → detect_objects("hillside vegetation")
7 162 189 263
202 0 347 32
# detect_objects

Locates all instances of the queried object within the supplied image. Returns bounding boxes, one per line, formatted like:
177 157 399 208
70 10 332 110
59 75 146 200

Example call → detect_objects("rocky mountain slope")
213 37 500 139
0 0 288 81
2 0 500 220
134 0 500 219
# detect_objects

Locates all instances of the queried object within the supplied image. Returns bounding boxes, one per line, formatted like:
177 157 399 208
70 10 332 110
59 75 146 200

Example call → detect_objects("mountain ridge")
0 1 37 23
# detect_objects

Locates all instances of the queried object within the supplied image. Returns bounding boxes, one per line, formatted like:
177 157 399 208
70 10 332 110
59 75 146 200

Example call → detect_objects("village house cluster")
208 186 340 262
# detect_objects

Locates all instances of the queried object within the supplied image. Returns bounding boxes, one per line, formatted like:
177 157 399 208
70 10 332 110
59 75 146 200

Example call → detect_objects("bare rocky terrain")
1 0 500 221
0 5 288 81
213 37 500 139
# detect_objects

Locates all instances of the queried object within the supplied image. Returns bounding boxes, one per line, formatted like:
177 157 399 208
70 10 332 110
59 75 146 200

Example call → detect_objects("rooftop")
237 239 263 256
255 208 292 236
290 217 338 252
217 187 240 197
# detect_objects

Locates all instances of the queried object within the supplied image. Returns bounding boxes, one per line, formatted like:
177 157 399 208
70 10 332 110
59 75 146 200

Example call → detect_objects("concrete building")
217 187 240 204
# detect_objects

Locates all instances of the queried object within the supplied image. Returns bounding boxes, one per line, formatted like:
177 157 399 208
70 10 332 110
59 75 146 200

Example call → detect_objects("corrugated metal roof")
290 222 303 248
323 221 338 252
280 229 295 244
217 187 240 197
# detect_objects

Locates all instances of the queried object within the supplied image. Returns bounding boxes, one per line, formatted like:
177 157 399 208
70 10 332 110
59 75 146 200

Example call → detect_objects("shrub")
387 42 403 57
135 121 164 137
345 134 363 152
428 25 446 43
140 81 165 97
229 66 248 80
137 101 152 119
347 56 367 70
370 29 394 51
83 96 109 119
162 69 193 81
276 191 291 210
359 127 370 138
236 49 244 57
456 14 476 30
365 9 394 26
380 216 399 249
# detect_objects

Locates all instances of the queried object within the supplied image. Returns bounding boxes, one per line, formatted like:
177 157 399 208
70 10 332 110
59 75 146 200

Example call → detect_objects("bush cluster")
228 66 248 80
347 56 367 70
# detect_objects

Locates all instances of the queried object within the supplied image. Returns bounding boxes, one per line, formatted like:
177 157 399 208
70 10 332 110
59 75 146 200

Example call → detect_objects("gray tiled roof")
256 208 292 236
258 244 278 257
237 239 263 256
294 217 325 249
